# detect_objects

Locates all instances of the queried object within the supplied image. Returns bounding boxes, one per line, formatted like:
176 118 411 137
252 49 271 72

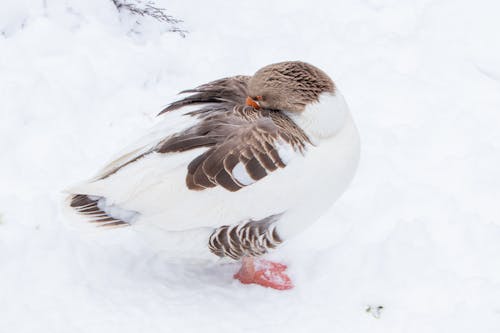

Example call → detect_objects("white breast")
271 91 360 239
274 111 360 240
285 92 350 143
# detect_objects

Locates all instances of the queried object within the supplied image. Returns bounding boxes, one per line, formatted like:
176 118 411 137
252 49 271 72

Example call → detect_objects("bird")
65 61 360 290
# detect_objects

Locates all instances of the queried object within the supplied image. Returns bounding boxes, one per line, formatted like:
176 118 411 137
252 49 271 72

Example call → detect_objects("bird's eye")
255 95 263 101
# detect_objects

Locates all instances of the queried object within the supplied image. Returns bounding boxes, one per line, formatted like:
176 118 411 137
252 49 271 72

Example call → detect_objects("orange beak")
246 96 261 109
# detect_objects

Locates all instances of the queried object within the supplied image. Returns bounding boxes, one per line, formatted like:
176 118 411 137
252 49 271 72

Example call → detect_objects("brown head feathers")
247 61 335 112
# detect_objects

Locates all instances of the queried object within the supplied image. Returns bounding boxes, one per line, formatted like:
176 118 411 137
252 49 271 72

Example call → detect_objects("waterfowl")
66 61 360 290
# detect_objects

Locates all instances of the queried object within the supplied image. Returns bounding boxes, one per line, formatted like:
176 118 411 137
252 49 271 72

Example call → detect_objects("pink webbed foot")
234 257 293 290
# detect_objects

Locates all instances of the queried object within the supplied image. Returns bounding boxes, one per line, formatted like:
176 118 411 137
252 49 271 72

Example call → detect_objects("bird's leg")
234 256 293 290
234 256 256 284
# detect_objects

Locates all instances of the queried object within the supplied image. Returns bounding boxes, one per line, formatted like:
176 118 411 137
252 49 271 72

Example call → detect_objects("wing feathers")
69 194 129 228
244 157 267 181
177 114 302 192
214 169 241 192
92 75 310 193
159 76 250 115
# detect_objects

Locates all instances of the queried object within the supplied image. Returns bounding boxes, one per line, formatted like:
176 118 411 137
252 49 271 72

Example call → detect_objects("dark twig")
111 0 187 37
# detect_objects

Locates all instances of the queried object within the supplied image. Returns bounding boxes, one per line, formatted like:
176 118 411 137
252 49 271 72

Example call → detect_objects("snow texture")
1 0 500 332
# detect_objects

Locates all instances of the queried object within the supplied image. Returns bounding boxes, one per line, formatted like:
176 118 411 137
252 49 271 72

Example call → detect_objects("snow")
1 0 500 332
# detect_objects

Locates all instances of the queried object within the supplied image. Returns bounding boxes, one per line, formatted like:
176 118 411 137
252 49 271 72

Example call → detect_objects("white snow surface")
1 0 500 332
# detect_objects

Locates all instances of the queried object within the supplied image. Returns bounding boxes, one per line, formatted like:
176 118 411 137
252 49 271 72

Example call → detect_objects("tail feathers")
69 194 130 228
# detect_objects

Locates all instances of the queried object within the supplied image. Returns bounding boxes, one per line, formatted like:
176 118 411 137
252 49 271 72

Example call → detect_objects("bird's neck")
285 92 350 143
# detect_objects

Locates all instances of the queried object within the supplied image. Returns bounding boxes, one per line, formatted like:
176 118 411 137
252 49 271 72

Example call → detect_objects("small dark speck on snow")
366 305 384 319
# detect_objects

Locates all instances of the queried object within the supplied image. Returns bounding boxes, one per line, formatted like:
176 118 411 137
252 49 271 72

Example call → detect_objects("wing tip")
68 194 130 228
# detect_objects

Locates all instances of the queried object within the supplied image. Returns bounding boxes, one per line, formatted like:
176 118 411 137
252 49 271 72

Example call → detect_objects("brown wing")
158 75 251 115
99 76 311 191
97 76 252 180
164 114 281 191
156 76 312 191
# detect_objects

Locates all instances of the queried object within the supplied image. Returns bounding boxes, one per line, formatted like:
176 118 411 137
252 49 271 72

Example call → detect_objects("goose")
65 61 360 290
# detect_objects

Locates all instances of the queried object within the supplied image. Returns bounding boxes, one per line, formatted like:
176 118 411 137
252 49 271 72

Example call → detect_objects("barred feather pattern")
208 215 283 260
69 194 129 228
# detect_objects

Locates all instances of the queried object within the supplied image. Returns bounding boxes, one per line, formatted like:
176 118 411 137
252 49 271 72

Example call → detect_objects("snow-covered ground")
2 0 500 332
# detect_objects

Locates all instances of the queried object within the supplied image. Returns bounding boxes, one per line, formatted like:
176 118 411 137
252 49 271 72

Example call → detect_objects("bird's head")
246 61 335 113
